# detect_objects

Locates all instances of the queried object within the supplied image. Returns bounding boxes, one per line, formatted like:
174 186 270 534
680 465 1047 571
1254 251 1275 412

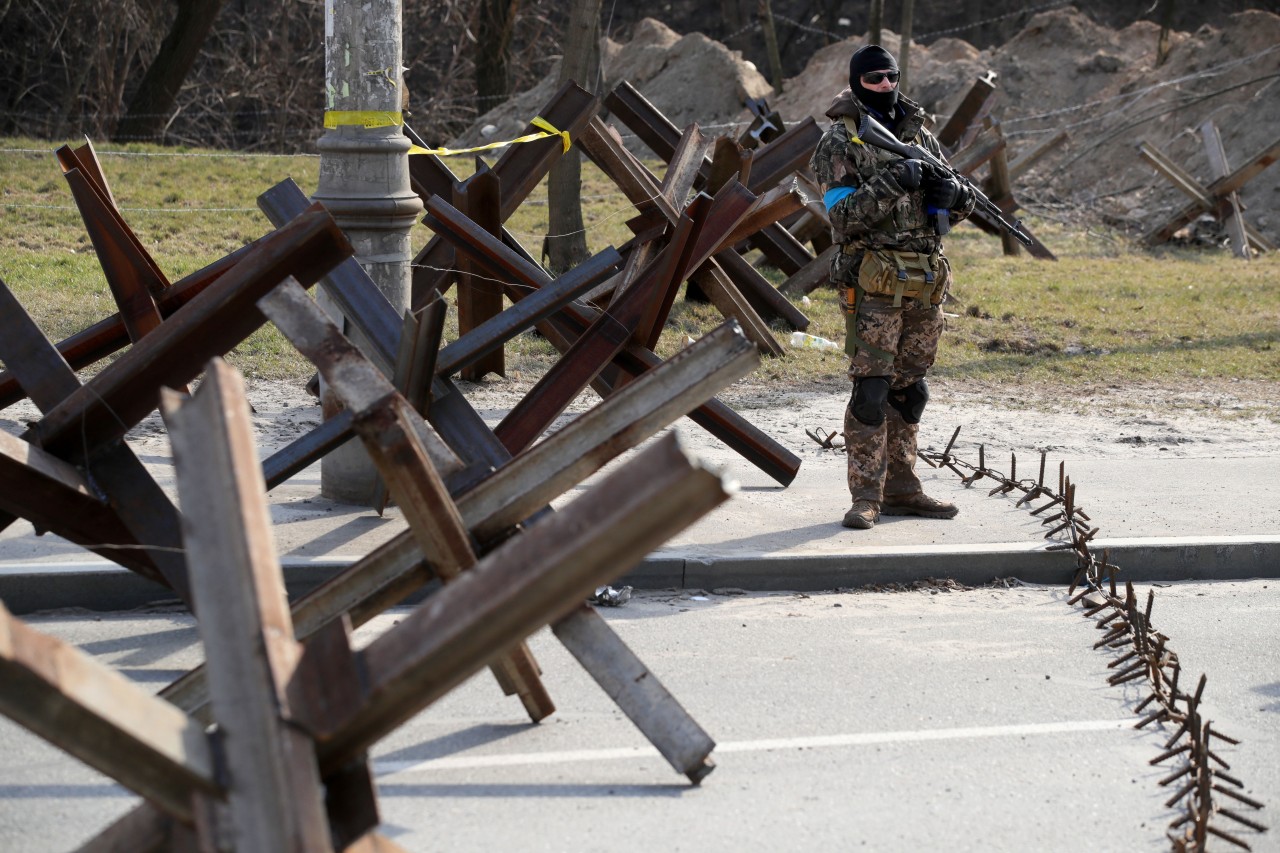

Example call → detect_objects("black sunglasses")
861 71 900 85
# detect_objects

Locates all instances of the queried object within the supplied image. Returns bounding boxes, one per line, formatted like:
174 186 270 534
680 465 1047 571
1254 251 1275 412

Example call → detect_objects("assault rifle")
856 113 1034 247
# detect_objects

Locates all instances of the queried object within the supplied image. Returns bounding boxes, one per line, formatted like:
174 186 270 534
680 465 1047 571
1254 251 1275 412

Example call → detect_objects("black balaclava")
848 45 900 118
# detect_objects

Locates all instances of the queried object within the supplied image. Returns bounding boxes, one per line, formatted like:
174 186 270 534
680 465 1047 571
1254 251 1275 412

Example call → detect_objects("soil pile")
449 18 771 149
775 8 1280 244
455 8 1279 246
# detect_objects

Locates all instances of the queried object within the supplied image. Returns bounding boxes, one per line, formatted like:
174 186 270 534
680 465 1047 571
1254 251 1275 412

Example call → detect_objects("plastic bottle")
789 331 841 352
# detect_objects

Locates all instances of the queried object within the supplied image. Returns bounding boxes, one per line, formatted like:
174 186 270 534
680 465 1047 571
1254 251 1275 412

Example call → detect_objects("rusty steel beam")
779 244 838 297
262 411 356 491
0 430 168 580
257 181 401 372
935 76 998 151
259 280 555 722
743 116 822 196
492 211 697 454
91 431 735 850
162 363 333 851
0 241 259 411
315 432 734 772
1138 138 1275 252
258 282 462 481
407 82 598 305
604 82 815 274
27 205 353 460
431 175 757 452
0 601 218 821
423 195 801 484
437 247 622 377
715 249 809 331
255 242 623 491
576 118 794 337
159 322 759 783
62 163 165 338
56 140 169 296
0 278 187 590
60 166 166 342
453 162 506 380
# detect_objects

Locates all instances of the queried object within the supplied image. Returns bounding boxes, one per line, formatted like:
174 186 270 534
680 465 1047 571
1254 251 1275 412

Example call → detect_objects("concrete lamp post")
315 0 423 503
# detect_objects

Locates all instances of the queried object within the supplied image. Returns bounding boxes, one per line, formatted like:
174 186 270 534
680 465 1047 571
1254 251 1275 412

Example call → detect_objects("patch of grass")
2 135 1276 414
938 226 1280 389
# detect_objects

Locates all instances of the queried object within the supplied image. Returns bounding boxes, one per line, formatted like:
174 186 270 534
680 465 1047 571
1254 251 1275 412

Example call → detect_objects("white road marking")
373 719 1130 776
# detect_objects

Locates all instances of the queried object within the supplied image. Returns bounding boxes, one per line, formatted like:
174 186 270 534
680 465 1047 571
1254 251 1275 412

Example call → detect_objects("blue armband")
926 204 948 216
824 186 857 210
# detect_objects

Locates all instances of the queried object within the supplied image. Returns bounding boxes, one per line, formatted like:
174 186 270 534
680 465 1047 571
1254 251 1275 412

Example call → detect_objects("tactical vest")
841 116 935 239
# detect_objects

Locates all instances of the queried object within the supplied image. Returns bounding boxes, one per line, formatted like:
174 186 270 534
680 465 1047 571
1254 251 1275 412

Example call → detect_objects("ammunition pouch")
852 246 950 308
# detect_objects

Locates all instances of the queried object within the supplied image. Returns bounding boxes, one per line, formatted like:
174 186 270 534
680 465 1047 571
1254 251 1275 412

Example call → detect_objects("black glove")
886 158 924 191
923 172 970 210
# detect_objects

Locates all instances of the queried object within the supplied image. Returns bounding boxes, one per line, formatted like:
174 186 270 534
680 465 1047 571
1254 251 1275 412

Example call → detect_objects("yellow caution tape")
323 110 404 129
322 110 571 156
407 116 571 157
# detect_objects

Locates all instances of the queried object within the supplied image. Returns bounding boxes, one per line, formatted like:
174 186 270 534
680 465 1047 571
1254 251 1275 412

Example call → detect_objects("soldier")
809 44 976 529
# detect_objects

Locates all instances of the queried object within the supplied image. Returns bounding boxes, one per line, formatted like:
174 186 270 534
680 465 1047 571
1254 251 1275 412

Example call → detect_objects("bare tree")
869 0 883 46
759 0 784 94
899 0 915 94
544 0 600 273
113 0 226 143
474 0 522 114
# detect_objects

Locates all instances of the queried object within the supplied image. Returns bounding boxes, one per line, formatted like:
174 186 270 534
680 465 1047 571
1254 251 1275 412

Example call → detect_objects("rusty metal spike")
942 425 961 458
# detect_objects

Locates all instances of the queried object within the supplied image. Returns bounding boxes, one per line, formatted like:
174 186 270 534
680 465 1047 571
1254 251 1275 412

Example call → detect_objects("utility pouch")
856 248 951 307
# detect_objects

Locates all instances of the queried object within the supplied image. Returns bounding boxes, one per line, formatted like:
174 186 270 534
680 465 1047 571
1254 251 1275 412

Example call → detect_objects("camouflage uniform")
809 88 974 508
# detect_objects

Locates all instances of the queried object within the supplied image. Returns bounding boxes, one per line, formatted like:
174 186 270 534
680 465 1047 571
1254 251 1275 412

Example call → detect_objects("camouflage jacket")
809 89 975 284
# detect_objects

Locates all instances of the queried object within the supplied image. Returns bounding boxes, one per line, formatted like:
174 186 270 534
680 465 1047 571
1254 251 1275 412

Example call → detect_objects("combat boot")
881 492 958 519
842 499 881 529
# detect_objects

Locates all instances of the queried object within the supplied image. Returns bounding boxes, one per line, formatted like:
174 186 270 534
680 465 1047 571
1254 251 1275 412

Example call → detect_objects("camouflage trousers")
843 293 944 503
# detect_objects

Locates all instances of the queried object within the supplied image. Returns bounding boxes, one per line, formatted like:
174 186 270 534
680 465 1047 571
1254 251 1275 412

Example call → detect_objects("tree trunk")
758 0 784 95
113 0 226 144
898 0 915 95
545 0 601 274
1156 0 1177 67
868 0 883 46
720 0 746 34
474 0 521 115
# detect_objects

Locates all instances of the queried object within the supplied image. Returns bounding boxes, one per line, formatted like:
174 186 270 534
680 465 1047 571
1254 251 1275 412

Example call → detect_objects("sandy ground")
6 374 1279 467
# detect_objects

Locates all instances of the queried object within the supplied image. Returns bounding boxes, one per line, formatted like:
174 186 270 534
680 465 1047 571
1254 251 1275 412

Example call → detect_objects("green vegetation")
2 136 1276 408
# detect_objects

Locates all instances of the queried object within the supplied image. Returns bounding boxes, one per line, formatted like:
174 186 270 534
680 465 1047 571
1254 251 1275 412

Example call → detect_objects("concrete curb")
2 536 1278 614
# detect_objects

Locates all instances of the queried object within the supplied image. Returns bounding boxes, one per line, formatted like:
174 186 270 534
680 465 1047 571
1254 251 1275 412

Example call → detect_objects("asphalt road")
0 580 1275 852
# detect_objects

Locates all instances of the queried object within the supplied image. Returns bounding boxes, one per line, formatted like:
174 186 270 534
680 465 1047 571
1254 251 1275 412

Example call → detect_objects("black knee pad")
850 376 890 426
888 378 929 424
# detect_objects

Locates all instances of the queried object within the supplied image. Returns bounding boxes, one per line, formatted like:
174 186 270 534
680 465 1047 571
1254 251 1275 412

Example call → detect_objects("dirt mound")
449 18 771 150
452 8 1278 247
775 8 1280 245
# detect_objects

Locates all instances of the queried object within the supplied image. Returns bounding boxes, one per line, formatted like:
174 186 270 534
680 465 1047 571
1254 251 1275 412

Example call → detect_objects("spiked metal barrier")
920 429 1269 852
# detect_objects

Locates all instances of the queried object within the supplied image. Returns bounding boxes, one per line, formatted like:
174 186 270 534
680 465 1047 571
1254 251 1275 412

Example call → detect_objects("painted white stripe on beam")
373 719 1129 776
